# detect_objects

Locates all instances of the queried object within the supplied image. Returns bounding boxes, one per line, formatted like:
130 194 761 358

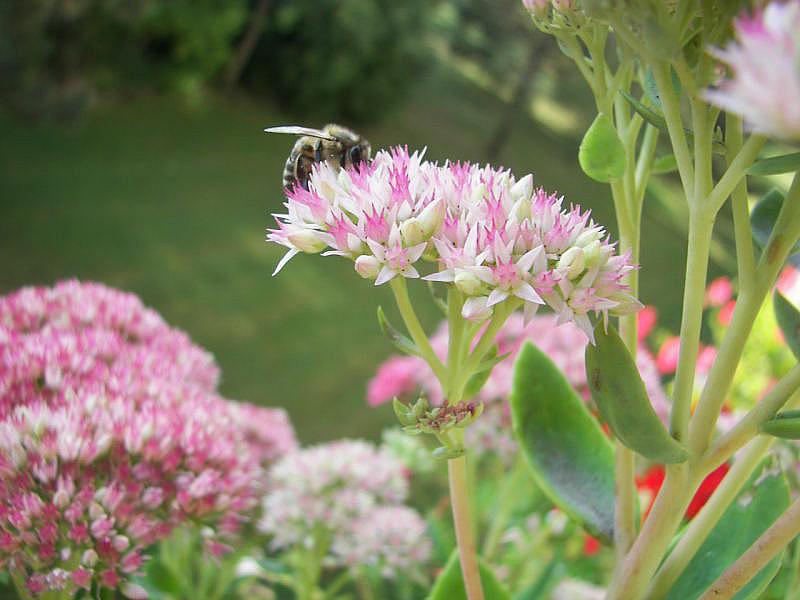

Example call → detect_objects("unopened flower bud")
417 200 444 237
121 582 149 600
53 489 70 509
575 228 602 248
462 296 493 321
454 270 484 296
355 255 381 279
558 247 586 279
400 218 426 246
82 549 99 567
113 535 130 552
88 502 105 521
522 0 549 17
287 228 326 254
511 174 533 202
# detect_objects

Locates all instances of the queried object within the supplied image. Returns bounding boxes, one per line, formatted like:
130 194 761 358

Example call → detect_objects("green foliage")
665 459 790 600
251 0 436 123
761 410 800 440
585 325 689 464
748 152 800 177
0 0 246 119
774 291 800 360
751 189 800 268
427 550 511 600
578 114 626 183
510 342 616 543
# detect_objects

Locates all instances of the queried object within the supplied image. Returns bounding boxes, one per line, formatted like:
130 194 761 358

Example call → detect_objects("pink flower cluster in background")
268 146 640 339
705 0 800 141
258 440 431 576
369 311 667 457
0 281 296 597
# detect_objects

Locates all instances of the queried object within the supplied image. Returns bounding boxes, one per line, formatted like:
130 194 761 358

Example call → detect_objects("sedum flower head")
705 1 800 141
268 147 640 339
0 281 297 597
258 440 429 573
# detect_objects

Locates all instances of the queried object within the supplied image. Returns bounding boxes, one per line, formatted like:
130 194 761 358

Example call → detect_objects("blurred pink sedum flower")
0 281 296 597
258 440 430 574
369 312 668 458
268 147 640 340
705 1 800 141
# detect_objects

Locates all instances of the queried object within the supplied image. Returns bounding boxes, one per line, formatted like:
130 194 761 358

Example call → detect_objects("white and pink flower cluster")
0 281 296 597
258 440 431 577
268 147 640 338
369 312 668 458
706 1 800 141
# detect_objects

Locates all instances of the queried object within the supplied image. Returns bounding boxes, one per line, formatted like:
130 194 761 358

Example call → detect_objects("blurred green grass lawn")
0 67 715 443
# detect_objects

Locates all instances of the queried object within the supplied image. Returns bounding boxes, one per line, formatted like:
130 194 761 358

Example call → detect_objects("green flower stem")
607 464 694 600
698 496 800 600
727 116 757 291
390 278 446 382
447 288 466 400
706 134 767 215
652 62 694 198
634 125 659 207
700 382 800 474
354 568 376 600
689 172 800 456
448 453 485 600
324 570 353 599
670 207 715 443
647 434 777 599
460 300 518 381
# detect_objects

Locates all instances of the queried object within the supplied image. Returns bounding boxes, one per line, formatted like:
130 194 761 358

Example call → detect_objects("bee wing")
263 126 337 141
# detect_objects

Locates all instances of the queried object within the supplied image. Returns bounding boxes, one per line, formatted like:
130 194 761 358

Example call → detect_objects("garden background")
0 0 734 443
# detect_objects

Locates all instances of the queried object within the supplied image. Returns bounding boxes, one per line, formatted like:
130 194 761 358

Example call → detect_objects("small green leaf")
579 113 626 183
748 152 800 176
761 410 800 439
774 291 800 360
585 325 689 464
666 459 790 600
651 154 678 175
427 550 511 600
463 347 509 399
751 189 800 268
377 306 421 357
510 342 615 542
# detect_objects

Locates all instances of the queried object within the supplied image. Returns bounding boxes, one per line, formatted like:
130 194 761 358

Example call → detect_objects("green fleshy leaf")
748 152 800 176
761 410 800 439
751 189 800 268
141 560 182 598
665 459 790 600
427 550 511 600
510 342 615 543
651 154 678 174
585 325 689 464
377 305 422 357
774 291 800 360
579 113 626 183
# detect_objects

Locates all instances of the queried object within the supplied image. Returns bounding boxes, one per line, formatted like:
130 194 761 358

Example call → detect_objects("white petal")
403 266 420 279
272 249 299 276
423 270 455 282
523 302 540 325
514 282 544 305
487 288 510 307
407 243 428 263
375 266 397 286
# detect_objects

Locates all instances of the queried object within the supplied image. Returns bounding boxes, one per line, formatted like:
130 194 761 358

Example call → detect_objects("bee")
264 124 372 191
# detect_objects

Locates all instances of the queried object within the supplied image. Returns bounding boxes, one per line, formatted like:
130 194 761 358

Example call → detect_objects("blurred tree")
0 0 246 119
245 0 438 123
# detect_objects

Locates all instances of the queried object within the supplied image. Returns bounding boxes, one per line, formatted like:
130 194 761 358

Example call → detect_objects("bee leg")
295 154 315 190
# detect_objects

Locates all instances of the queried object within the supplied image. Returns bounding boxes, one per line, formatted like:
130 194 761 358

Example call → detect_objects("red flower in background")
636 464 730 521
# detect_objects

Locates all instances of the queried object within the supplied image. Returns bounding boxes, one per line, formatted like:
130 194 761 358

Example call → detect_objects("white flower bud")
511 174 533 202
287 228 326 253
461 296 493 321
400 218 425 246
355 255 381 279
82 549 99 567
575 228 602 248
121 582 149 600
417 200 444 237
113 535 130 552
558 247 586 279
454 270 484 296
88 502 105 521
